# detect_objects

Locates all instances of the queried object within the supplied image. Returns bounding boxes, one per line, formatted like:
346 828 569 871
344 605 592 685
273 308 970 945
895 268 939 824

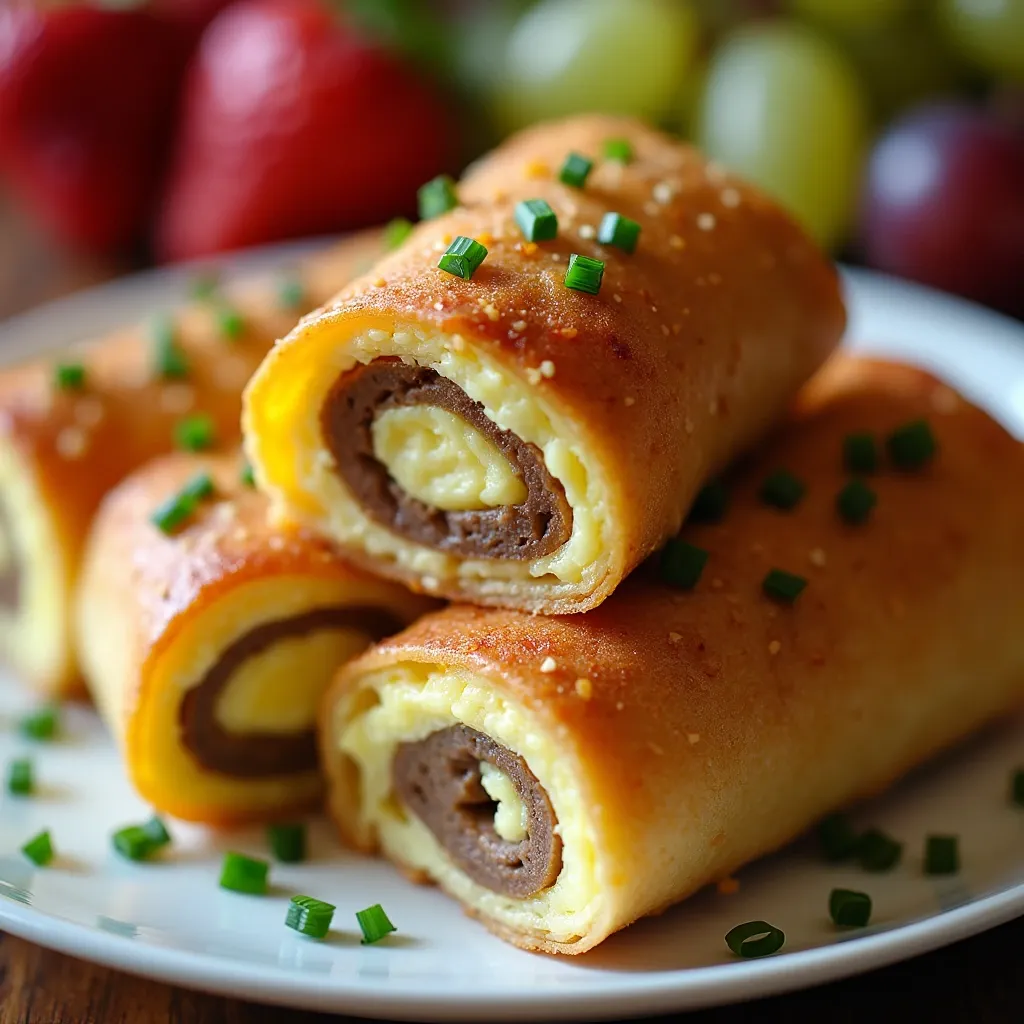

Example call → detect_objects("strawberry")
0 5 191 254
156 0 458 261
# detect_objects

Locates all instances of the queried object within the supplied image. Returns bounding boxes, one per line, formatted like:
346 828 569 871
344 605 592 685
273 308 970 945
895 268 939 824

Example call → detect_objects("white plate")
1 253 1023 1022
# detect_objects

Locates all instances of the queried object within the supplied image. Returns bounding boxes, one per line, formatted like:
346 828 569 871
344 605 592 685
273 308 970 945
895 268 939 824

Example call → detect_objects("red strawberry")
156 0 458 261
0 6 191 254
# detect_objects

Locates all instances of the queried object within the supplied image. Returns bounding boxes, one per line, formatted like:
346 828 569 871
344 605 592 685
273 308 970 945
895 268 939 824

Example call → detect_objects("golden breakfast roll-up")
243 115 845 615
76 452 434 825
321 357 1024 953
0 230 383 695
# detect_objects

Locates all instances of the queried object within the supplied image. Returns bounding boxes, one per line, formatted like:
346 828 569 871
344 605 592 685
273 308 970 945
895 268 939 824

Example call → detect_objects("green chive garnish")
724 920 785 958
240 461 256 488
356 903 396 944
384 216 414 250
564 253 604 295
514 199 558 242
190 273 220 301
21 830 53 867
438 236 488 281
19 705 58 741
857 828 902 872
759 469 805 510
54 362 86 391
924 835 959 875
113 815 171 861
762 568 807 604
182 471 215 503
843 432 878 474
144 816 171 847
216 305 244 341
1012 768 1024 807
151 316 189 380
286 895 335 939
597 211 641 254
7 757 32 795
268 823 306 863
829 888 872 927
836 479 877 525
887 419 936 470
687 479 729 524
604 138 633 164
818 813 859 862
417 174 458 220
558 152 593 189
278 277 306 311
219 851 269 895
174 414 216 452
659 539 708 590
150 473 215 535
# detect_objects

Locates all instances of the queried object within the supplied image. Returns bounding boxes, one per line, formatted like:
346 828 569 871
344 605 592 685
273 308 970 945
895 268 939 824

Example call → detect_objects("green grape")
939 0 1024 80
695 23 868 249
787 0 912 30
494 0 699 131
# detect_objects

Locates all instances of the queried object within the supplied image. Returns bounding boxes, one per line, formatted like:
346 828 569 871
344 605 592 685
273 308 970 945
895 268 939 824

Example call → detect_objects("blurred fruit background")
0 0 1021 318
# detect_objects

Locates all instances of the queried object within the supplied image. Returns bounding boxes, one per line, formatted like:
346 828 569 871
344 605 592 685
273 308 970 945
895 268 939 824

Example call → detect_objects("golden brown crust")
248 115 845 613
0 230 384 694
323 356 1024 952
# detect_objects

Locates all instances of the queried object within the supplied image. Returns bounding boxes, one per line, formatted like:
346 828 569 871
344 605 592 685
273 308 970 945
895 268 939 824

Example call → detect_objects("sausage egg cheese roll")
322 357 1024 953
244 115 845 615
76 452 433 825
0 230 383 695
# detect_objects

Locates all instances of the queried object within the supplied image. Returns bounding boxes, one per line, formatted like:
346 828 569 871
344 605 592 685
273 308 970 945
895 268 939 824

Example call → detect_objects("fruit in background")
156 0 457 261
786 0 911 30
493 0 698 131
695 22 868 250
859 104 1024 315
0 6 190 254
938 0 1024 81
150 0 236 34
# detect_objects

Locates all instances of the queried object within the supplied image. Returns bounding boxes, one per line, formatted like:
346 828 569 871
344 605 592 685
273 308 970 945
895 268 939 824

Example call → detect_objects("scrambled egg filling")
479 761 529 842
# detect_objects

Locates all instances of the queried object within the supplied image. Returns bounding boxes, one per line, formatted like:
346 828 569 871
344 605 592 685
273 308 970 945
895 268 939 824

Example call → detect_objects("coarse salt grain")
687 733 700 744
525 368 542 385
74 398 104 427
668 631 682 642
624 396 636 406
56 427 87 459
372 277 386 288
540 657 557 673
652 182 674 204
643 201 660 216
697 213 716 231
539 360 556 378
768 640 782 655
160 383 195 415
578 224 596 240
669 235 685 250
482 303 500 322
720 187 741 208
574 677 593 700
809 547 827 568
433 301 444 311
511 319 528 333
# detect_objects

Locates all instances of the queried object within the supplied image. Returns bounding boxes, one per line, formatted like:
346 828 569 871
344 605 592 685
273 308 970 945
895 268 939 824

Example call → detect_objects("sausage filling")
392 724 563 898
320 360 572 561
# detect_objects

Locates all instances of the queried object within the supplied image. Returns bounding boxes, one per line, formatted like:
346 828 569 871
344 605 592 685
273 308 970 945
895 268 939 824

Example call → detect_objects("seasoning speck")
56 427 87 459
624 396 636 406
697 213 717 231
578 224 596 239
669 235 685 250
540 656 557 673
768 640 782 656
511 319 528 333
539 360 556 379
574 677 593 700
720 188 741 208
687 733 701 745
809 547 827 568
652 182 674 204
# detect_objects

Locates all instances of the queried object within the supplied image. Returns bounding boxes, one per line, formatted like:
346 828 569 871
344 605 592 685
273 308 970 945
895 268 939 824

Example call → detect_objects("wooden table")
1 197 1021 1022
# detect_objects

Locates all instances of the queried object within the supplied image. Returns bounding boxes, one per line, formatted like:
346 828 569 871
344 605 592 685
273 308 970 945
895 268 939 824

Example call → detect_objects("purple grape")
859 103 1024 316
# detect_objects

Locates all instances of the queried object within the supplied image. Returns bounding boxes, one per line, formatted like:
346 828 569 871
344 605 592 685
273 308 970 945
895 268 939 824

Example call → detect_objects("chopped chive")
216 305 245 341
857 828 902 872
150 474 214 535
21 830 53 867
143 816 171 849
277 277 306 311
240 461 256 488
558 152 593 189
54 362 86 391
417 174 458 220
356 903 396 944
887 419 936 470
724 920 785 958
829 888 872 927
19 705 58 741
437 236 488 280
843 432 878 474
818 813 859 862
564 253 604 295
286 895 335 939
7 757 32 795
659 539 708 590
836 479 877 525
190 273 220 301
268 823 306 863
219 851 269 895
687 479 729 524
1012 768 1024 807
604 138 634 163
762 568 807 604
514 199 558 243
597 212 641 254
924 835 959 875
151 317 189 380
174 414 216 452
182 471 215 503
112 825 158 861
759 469 805 510
384 216 414 250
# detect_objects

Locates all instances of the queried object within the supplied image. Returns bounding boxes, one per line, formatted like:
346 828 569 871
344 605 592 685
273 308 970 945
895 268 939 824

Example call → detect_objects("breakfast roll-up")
322 357 1024 953
244 114 845 615
76 452 433 825
0 230 383 695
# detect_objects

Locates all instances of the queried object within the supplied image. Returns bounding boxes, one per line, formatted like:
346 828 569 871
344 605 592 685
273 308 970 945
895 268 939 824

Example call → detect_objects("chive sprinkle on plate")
558 152 593 189
112 816 172 861
19 704 58 741
417 174 458 220
174 413 216 452
687 479 729 524
150 472 216 535
564 254 604 295
843 432 878 474
818 812 859 862
277 276 306 311
356 903 397 945
7 757 33 796
438 236 488 281
54 362 86 391
267 823 306 863
384 216 414 251
724 920 785 958
216 304 245 341
762 568 807 604
836 479 877 525
924 835 959 875
240 461 256 488
887 419 936 470
659 539 708 591
514 198 558 243
219 852 269 895
597 212 641 254
857 828 903 872
759 469 805 510
286 895 335 939
603 138 634 164
829 888 872 927
22 829 54 867
1012 767 1024 807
